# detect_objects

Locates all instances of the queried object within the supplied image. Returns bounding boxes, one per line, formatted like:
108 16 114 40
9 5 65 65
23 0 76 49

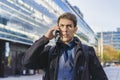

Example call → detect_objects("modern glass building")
97 28 120 50
0 0 97 77
0 0 97 45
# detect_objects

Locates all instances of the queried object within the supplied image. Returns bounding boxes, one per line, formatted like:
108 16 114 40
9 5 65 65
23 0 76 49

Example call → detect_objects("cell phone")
55 30 60 42
55 30 60 36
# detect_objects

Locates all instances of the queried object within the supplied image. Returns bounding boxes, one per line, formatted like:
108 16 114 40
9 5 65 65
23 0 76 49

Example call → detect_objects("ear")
74 26 78 33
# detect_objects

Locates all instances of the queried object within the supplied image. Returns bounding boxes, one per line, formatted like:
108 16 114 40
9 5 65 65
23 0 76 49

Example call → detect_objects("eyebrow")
59 24 73 26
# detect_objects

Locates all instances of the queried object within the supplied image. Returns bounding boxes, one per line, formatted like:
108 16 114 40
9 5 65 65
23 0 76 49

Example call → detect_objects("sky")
68 0 120 33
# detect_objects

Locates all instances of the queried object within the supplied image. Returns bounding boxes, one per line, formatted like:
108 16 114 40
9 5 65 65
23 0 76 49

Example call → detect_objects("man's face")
58 18 77 44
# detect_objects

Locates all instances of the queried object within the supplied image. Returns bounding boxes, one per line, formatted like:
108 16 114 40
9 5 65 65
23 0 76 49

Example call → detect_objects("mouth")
62 34 69 37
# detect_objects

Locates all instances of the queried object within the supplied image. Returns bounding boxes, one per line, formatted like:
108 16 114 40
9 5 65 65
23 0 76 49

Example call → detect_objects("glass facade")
0 0 58 45
97 29 120 50
0 0 97 46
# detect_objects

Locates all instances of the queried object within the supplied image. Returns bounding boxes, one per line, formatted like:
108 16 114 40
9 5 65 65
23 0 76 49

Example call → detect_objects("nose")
62 26 67 32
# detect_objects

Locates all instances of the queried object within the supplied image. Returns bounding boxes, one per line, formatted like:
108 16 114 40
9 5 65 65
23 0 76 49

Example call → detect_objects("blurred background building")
0 0 97 77
97 28 120 50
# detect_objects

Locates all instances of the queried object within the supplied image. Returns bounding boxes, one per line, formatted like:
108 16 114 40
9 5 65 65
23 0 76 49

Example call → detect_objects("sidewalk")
104 66 120 80
1 66 120 80
0 74 43 80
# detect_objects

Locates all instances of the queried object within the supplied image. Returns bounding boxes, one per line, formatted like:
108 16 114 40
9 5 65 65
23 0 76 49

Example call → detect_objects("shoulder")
82 44 96 56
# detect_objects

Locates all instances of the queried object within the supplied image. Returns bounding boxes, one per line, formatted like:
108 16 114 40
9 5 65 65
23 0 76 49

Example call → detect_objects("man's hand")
44 26 60 40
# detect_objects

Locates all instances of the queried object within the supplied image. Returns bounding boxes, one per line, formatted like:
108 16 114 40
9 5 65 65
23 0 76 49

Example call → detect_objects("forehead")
58 18 74 25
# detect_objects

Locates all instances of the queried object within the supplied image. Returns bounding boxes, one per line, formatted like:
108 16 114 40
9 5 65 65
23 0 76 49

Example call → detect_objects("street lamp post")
100 31 104 62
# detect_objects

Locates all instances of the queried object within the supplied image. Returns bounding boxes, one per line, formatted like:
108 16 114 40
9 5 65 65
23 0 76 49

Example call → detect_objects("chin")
62 38 71 43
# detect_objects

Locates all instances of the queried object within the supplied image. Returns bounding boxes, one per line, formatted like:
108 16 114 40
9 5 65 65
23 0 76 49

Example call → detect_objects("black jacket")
22 36 108 80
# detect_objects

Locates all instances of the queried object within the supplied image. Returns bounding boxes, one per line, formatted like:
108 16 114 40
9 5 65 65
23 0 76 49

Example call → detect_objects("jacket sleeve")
22 36 50 69
88 46 108 80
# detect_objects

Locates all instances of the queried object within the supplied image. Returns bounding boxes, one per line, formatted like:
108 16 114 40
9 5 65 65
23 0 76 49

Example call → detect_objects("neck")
62 38 74 44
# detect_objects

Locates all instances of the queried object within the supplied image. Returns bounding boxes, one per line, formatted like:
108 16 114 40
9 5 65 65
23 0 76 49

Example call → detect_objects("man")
22 12 108 80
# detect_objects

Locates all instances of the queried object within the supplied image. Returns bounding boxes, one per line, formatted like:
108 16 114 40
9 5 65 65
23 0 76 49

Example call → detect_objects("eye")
66 25 73 28
59 24 64 28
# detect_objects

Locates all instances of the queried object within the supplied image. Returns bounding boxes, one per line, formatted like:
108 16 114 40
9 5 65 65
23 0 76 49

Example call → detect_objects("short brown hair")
57 12 77 27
